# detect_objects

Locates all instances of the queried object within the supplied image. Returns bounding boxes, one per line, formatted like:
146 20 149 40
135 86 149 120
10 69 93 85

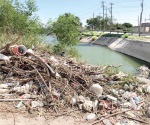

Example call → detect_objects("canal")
44 36 150 74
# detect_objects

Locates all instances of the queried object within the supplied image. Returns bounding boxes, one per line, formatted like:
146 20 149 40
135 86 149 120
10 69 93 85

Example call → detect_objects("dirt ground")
0 112 84 125
0 102 89 125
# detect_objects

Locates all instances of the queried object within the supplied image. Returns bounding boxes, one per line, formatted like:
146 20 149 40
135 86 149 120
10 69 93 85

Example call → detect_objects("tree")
52 13 81 46
122 22 133 29
86 16 102 30
122 22 133 33
0 0 41 34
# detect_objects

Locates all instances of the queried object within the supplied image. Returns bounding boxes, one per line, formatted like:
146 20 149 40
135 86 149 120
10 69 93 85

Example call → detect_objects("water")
44 36 150 74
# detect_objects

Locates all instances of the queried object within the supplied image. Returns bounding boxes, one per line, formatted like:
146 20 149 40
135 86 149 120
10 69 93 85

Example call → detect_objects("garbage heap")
0 43 150 125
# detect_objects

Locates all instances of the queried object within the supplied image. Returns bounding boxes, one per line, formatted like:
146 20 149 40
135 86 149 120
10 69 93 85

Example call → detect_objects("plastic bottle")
16 101 23 108
86 113 97 121
130 97 137 110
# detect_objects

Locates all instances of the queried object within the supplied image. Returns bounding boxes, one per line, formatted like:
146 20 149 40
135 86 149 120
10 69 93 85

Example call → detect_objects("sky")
21 0 150 26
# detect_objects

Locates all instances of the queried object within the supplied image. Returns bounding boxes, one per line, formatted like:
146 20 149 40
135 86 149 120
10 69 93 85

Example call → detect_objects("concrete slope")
93 36 150 63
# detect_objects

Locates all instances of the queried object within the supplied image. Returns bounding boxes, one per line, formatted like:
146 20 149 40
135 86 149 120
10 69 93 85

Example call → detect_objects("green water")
44 36 150 74
76 43 150 74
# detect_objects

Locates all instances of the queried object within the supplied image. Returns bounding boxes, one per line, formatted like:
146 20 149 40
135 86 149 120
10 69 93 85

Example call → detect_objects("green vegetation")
81 31 103 36
51 13 81 57
0 1 82 58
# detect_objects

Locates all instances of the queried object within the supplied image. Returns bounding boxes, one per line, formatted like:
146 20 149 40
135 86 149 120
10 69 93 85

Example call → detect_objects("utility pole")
93 13 94 31
106 6 107 18
101 1 105 32
99 13 101 31
138 16 140 33
139 0 144 36
109 3 114 33
105 6 107 31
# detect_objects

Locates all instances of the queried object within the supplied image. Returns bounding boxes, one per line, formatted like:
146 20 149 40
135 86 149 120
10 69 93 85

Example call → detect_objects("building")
141 22 150 32
131 23 150 33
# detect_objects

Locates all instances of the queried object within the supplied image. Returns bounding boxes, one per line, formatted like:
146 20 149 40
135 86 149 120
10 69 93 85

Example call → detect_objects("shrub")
91 36 98 41
122 34 128 38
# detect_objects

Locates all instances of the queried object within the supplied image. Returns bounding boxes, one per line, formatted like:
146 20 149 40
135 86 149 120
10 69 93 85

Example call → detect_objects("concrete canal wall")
93 37 150 63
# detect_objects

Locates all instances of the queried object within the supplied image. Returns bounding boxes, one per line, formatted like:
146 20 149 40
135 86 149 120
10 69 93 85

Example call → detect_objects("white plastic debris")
50 56 58 62
21 94 37 99
106 95 117 102
70 97 76 105
90 74 103 80
93 100 98 111
115 71 127 79
0 89 9 94
52 89 60 97
86 113 97 121
90 83 103 97
123 84 129 90
130 97 137 110
83 100 93 112
111 89 119 96
26 49 34 54
55 72 61 79
31 101 43 108
137 87 143 93
77 95 85 103
13 84 30 93
146 85 150 94
0 54 11 61
0 84 8 89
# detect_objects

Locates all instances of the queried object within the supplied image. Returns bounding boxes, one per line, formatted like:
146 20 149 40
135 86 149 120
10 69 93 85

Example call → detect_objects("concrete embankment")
92 37 150 63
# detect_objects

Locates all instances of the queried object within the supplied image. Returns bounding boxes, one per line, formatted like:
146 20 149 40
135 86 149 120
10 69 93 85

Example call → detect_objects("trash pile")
0 41 150 125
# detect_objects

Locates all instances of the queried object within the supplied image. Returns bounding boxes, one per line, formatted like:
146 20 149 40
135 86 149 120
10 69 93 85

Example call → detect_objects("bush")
91 36 98 41
122 34 128 38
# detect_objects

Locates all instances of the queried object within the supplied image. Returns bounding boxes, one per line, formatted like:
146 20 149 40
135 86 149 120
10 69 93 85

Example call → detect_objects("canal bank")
44 36 150 74
92 37 150 63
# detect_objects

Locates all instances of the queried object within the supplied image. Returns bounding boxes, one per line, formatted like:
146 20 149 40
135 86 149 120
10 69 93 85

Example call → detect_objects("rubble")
0 41 149 125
